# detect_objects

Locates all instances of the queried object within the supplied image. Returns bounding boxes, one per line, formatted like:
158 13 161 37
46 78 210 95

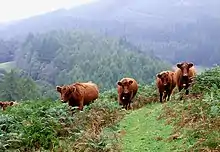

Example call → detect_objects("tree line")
0 30 171 100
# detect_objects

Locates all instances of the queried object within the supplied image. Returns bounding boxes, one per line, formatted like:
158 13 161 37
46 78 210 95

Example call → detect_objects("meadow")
0 66 220 151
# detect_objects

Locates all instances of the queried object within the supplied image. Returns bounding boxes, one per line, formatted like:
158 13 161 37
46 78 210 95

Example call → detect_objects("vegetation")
0 70 40 101
0 93 119 151
119 104 186 152
0 84 155 151
112 66 220 152
0 64 219 152
0 4 219 150
0 39 18 63
159 66 220 151
14 30 170 93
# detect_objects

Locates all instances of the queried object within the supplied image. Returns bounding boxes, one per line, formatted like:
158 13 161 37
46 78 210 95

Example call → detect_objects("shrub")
0 84 156 151
192 66 220 93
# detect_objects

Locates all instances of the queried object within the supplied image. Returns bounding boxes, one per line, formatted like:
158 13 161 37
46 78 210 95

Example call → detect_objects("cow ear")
176 63 182 68
157 74 162 78
188 62 194 68
56 86 62 92
128 80 133 85
117 81 122 86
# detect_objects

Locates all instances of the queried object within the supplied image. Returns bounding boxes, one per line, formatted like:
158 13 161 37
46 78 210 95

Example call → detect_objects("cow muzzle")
163 83 168 86
182 75 189 81
61 99 67 103
122 93 130 100
122 96 129 100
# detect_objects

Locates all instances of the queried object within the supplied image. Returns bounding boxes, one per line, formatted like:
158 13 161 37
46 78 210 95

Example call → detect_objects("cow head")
176 62 194 86
8 102 14 106
56 85 76 103
157 71 170 87
117 80 133 101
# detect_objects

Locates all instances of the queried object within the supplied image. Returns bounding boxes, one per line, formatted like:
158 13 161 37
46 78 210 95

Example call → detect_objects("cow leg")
78 106 83 111
159 92 163 103
163 91 168 102
127 101 130 110
126 104 129 110
127 103 130 110
178 86 184 100
78 101 84 111
163 94 167 102
185 89 189 95
128 102 131 110
122 103 126 109
130 102 134 110
125 104 128 110
178 86 183 92
167 91 171 101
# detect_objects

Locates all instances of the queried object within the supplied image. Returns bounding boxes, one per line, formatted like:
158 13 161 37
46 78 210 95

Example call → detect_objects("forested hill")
0 0 220 66
13 30 170 93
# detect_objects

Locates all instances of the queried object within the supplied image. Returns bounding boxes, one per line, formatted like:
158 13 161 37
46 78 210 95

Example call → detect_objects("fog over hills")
1 0 220 66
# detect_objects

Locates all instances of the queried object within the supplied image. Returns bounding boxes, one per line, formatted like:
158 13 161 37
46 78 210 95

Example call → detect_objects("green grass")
119 103 185 152
1 66 220 151
0 90 125 151
0 61 15 72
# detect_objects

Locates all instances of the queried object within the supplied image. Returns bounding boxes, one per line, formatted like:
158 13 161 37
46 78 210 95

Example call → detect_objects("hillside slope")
118 66 220 151
1 0 220 66
119 103 185 151
0 66 219 151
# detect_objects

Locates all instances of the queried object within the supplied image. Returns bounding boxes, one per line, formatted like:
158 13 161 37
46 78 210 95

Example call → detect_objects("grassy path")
118 103 184 152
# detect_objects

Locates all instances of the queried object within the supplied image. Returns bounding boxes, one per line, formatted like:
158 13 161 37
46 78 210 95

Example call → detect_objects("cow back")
73 82 99 105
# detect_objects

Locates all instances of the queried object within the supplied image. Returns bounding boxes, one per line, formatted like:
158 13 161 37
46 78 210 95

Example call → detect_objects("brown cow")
156 71 176 103
56 81 99 111
0 101 18 110
175 62 196 97
117 77 138 110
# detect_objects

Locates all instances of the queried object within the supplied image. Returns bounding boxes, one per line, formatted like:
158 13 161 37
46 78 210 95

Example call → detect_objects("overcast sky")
0 0 97 23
